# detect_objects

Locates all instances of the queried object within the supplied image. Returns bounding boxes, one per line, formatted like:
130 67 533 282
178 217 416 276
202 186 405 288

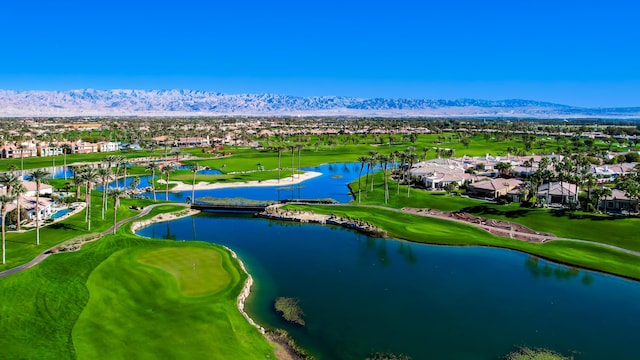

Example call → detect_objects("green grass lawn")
0 194 155 271
353 173 640 252
0 207 275 359
73 243 273 360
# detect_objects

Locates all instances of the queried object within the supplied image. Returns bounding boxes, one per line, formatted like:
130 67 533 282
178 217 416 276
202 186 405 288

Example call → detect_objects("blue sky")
1 0 638 107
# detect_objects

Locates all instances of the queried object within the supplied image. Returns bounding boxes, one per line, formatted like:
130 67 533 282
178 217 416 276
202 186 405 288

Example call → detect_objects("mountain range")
1 89 639 118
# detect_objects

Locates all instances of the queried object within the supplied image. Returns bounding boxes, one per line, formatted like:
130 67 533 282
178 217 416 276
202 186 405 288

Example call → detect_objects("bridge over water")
190 198 335 212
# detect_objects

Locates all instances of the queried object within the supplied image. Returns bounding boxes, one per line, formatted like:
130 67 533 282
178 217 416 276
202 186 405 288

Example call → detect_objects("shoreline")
257 205 387 238
129 208 201 233
129 206 303 359
160 171 323 192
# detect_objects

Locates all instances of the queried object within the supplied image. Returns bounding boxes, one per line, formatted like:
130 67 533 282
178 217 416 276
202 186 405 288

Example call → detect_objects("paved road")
0 203 188 278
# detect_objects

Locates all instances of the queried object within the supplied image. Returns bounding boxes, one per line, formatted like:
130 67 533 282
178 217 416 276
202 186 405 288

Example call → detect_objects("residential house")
466 178 522 199
4 196 55 221
176 136 210 148
21 180 54 197
0 143 38 159
37 143 64 157
600 189 638 213
97 141 120 152
537 182 579 205
410 159 480 190
70 141 99 154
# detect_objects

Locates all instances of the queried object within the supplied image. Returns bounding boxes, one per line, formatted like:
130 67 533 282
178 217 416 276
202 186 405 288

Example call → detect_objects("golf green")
72 245 274 360
136 247 231 297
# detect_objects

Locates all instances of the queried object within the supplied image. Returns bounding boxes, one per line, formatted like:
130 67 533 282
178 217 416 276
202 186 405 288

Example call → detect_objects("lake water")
137 213 640 360
140 163 374 203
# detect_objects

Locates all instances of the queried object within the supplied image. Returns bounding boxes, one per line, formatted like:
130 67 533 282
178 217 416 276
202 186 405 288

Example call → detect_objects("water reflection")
524 256 588 284
137 213 640 360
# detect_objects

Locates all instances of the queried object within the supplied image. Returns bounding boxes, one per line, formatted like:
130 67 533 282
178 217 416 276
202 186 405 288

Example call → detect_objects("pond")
137 213 640 360
139 163 375 203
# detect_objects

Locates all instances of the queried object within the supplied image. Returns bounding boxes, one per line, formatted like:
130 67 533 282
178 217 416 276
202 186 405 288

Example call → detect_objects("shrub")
504 347 573 360
274 297 305 326
365 353 412 360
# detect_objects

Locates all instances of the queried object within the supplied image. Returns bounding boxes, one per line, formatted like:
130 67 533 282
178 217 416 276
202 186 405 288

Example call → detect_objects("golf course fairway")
72 245 274 360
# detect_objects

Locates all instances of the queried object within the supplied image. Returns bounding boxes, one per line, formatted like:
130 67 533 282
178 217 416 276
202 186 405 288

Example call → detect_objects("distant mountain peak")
0 89 638 118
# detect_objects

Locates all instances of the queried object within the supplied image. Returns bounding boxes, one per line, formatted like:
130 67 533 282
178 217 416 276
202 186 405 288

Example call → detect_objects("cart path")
0 203 188 278
325 204 640 257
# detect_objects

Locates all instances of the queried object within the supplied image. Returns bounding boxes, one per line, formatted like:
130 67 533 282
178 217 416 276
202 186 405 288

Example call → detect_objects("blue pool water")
50 208 73 219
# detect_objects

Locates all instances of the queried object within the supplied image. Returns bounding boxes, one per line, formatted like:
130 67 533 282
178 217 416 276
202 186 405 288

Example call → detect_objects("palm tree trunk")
113 199 118 235
35 191 40 245
16 197 21 232
2 209 6 264
383 164 389 204
85 185 89 223
152 170 157 201
370 161 375 192
291 148 295 182
297 147 302 180
87 185 92 231
166 174 169 201
101 180 107 220
364 163 370 195
191 172 196 204
358 165 364 203
277 149 281 184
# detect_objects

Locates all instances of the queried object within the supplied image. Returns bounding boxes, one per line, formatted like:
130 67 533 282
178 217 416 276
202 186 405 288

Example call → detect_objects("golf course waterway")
136 213 640 360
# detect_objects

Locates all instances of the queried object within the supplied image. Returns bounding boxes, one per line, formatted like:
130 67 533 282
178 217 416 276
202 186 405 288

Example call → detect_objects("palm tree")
289 145 296 182
495 162 513 177
104 154 118 177
18 144 26 173
129 176 140 190
145 162 161 201
592 187 612 213
12 182 26 231
275 145 284 184
0 194 16 265
296 144 303 180
421 147 430 162
108 187 128 235
190 162 201 204
584 173 597 207
0 173 20 196
81 167 100 231
397 151 406 195
97 167 112 220
368 150 378 192
406 152 417 197
28 169 50 246
357 155 368 203
161 164 176 201
112 155 125 188
120 158 130 188
378 154 390 204
61 143 71 180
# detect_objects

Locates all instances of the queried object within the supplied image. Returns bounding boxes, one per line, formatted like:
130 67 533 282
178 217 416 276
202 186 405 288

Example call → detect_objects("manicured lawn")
170 169 298 184
353 173 640 252
0 194 155 271
0 207 274 359
73 243 273 360
286 204 640 280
